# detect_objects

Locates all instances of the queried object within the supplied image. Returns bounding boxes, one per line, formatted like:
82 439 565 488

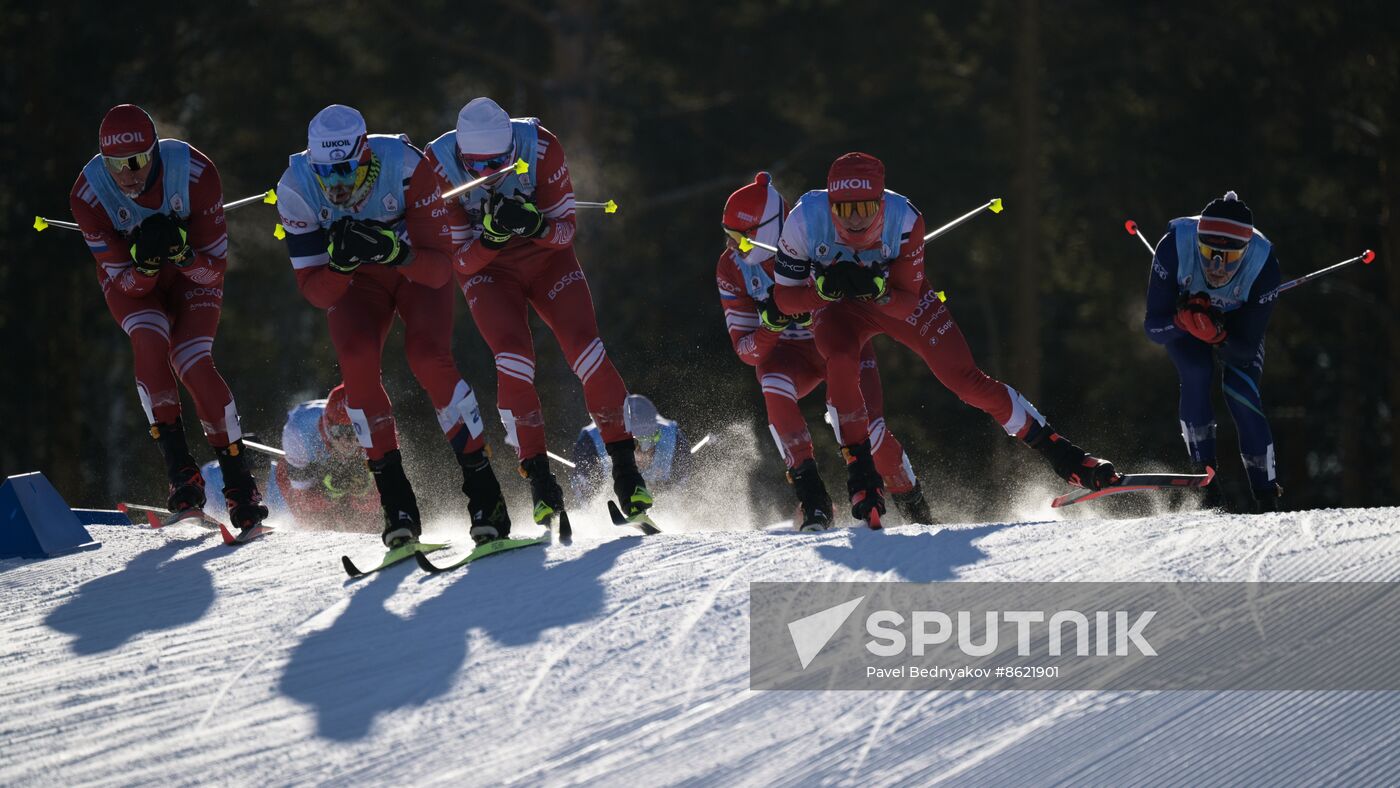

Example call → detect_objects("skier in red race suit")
774 153 1117 522
272 384 380 529
719 173 933 530
69 104 267 532
275 104 509 548
421 97 652 527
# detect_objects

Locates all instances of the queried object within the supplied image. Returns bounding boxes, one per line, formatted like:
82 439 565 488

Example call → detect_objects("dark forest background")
3 1 1397 523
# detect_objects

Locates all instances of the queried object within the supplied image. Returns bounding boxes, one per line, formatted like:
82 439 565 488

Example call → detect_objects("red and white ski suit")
717 249 916 492
774 196 1043 450
277 139 487 462
71 144 243 446
425 126 632 461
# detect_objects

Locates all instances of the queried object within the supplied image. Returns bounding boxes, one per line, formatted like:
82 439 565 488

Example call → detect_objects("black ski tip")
557 511 573 544
607 499 626 525
413 550 446 573
341 555 363 578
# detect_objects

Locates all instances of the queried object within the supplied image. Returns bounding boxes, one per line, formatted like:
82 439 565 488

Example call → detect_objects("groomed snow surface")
3 501 1399 786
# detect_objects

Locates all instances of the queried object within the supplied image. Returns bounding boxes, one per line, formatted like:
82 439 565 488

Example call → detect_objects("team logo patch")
382 195 399 214
170 195 185 214
187 267 221 285
816 243 829 257
117 207 132 225
319 207 332 222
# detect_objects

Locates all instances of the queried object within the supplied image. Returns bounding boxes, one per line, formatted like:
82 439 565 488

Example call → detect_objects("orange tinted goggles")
832 200 880 219
1198 241 1246 269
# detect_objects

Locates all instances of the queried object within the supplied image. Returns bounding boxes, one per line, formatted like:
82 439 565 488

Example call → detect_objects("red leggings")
104 268 240 446
327 267 485 461
814 289 1031 449
758 340 915 493
460 246 629 460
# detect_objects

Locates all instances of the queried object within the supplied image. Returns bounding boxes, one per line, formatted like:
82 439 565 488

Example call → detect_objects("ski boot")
519 454 567 527
787 458 833 532
368 450 422 548
606 438 654 517
1192 464 1228 511
216 440 269 532
458 447 510 545
841 439 886 524
891 481 933 525
1251 482 1283 514
152 419 207 515
1023 423 1117 490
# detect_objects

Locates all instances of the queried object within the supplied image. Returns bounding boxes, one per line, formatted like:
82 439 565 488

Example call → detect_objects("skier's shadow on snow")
44 535 224 654
816 522 1033 582
278 535 641 741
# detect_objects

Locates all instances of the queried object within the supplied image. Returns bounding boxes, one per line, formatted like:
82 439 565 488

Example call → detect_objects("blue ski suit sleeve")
1144 233 1186 344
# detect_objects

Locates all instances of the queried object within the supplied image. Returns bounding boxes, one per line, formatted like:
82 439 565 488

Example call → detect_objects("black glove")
327 218 407 273
490 193 546 238
758 300 791 332
129 213 190 276
845 265 888 301
816 261 860 301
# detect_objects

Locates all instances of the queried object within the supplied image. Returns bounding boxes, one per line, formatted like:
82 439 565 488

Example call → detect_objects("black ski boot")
787 459 833 532
520 454 566 526
1023 423 1117 490
152 419 206 514
1194 464 1228 511
606 438 653 517
216 440 269 530
458 447 510 545
841 440 885 523
1251 482 1283 514
368 450 422 548
891 481 933 525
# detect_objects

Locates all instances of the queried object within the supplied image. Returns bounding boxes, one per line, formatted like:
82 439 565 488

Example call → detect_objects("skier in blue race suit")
570 395 694 501
1144 191 1283 512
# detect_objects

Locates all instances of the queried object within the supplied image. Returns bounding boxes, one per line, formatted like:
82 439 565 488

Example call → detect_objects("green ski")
342 541 449 579
414 534 550 573
607 500 661 535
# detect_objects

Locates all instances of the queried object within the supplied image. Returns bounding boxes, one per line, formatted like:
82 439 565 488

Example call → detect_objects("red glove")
1173 295 1227 344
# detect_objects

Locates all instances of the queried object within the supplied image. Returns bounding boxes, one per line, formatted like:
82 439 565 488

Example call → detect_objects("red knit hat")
722 171 786 231
98 104 158 157
1197 191 1254 249
827 152 884 202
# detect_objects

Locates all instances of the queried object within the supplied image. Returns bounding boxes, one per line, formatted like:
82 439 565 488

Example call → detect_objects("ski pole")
1126 219 1376 294
34 189 277 233
441 158 530 200
1123 220 1158 256
735 197 1005 255
576 199 618 213
547 450 576 469
922 197 1004 244
224 189 278 211
689 433 713 454
1276 249 1376 294
243 439 286 458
